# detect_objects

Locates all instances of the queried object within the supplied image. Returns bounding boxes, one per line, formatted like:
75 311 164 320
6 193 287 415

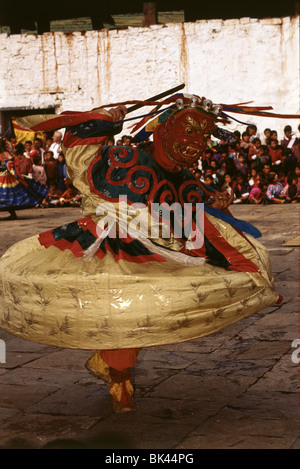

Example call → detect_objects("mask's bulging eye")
186 127 193 134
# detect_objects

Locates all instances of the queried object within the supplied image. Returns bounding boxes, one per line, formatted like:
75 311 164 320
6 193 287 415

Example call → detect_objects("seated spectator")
201 148 214 172
27 149 40 164
282 148 297 176
70 192 82 207
23 140 33 159
223 156 237 177
57 153 68 194
284 172 300 203
270 130 278 142
280 125 299 156
42 184 60 207
249 179 269 204
40 131 51 149
221 173 233 196
234 153 248 178
248 168 259 189
204 166 213 178
192 161 200 172
194 169 202 181
268 139 283 166
232 173 250 204
32 154 47 186
277 171 286 189
123 136 133 147
54 179 79 207
240 132 250 155
262 162 272 180
248 137 261 160
266 172 285 204
32 137 45 165
105 137 115 146
261 128 271 146
251 145 270 172
44 151 58 187
14 143 33 177
204 174 214 187
228 141 239 159
210 159 219 177
246 124 260 142
233 130 241 142
214 169 226 190
213 145 227 167
44 137 53 152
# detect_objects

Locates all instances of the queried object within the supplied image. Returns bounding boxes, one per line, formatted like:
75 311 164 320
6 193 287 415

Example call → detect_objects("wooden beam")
143 2 157 27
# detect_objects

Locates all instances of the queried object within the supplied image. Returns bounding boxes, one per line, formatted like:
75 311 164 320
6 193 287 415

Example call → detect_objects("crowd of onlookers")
9 130 82 208
108 123 300 205
189 123 300 204
5 121 300 207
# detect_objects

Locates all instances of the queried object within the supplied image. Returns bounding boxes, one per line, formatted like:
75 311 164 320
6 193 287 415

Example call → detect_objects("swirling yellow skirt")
0 215 279 350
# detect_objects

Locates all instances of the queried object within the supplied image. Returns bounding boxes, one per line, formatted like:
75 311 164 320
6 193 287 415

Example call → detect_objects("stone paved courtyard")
0 204 299 449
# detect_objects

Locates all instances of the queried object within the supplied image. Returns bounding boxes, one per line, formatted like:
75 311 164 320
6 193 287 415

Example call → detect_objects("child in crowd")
105 137 115 146
42 184 61 207
249 179 269 204
201 148 213 172
228 142 239 159
277 171 286 189
270 130 278 142
221 173 233 196
14 143 33 177
23 140 33 159
54 179 79 207
240 132 251 155
246 124 259 142
57 153 68 194
248 138 262 159
261 128 271 146
44 137 54 152
268 140 283 166
44 151 58 186
251 145 270 172
282 148 297 176
248 168 260 189
204 174 214 187
234 153 248 178
210 160 219 178
266 173 285 204
194 169 202 181
32 154 47 186
70 192 82 207
262 162 272 180
284 172 300 203
232 173 250 204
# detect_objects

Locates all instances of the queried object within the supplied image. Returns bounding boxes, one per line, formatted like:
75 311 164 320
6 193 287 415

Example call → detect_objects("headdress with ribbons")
12 84 299 142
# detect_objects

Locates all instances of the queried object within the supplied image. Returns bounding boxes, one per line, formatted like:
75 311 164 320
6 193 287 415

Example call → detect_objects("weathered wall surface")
0 16 299 136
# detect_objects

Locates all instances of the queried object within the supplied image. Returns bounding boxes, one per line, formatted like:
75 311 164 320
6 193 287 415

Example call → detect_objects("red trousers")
100 348 140 372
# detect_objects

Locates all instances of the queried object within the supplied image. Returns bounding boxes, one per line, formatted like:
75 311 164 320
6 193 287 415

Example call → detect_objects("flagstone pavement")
0 204 299 450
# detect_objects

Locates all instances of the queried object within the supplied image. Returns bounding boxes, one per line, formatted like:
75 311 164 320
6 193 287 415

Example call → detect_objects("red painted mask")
153 106 218 172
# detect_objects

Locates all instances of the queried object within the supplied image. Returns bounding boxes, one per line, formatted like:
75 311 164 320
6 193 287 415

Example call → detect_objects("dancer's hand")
210 190 234 210
108 105 127 122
